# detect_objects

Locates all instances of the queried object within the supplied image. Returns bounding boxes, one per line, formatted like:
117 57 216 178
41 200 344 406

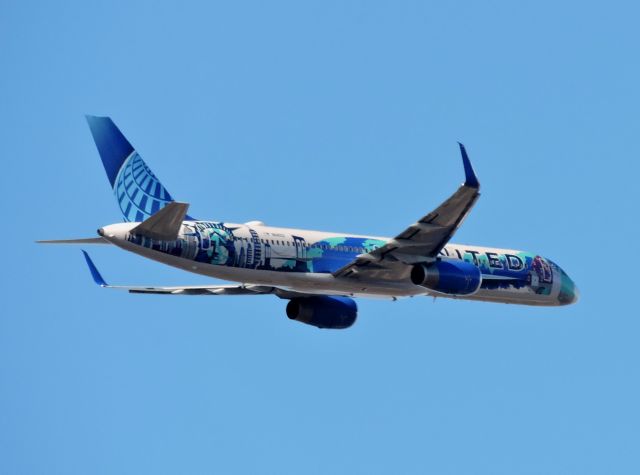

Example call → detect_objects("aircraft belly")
107 238 422 297
108 238 562 305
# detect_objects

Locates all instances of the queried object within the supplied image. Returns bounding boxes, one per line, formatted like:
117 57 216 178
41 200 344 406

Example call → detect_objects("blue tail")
86 115 178 222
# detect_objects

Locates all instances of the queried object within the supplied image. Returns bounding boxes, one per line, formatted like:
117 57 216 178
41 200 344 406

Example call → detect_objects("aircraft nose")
572 285 580 304
558 270 579 305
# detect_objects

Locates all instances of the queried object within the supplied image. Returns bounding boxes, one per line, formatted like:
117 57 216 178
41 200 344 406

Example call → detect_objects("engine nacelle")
410 260 481 296
286 296 357 329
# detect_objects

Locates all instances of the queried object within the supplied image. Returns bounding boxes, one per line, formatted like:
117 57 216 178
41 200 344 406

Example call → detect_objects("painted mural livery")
126 220 557 296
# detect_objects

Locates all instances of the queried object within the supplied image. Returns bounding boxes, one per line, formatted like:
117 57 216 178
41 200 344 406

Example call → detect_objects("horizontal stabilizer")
37 237 109 245
131 201 189 241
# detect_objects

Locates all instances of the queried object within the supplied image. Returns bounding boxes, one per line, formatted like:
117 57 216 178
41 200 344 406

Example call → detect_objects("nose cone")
558 270 579 305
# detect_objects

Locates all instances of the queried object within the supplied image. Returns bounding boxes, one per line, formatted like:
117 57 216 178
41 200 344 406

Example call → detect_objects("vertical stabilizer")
86 116 178 222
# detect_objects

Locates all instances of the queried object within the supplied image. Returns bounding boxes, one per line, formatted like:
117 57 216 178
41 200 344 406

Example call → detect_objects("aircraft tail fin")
86 116 182 222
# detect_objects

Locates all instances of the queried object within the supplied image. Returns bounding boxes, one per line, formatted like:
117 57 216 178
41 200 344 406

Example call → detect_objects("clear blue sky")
1 1 638 473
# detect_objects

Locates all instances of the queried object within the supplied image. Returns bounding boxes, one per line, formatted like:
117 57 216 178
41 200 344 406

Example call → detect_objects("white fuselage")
99 221 577 306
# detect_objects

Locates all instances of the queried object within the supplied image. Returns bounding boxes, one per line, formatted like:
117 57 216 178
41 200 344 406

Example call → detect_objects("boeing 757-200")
39 116 578 329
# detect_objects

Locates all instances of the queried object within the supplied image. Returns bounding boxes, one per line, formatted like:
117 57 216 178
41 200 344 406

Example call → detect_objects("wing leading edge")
81 251 310 298
334 143 481 278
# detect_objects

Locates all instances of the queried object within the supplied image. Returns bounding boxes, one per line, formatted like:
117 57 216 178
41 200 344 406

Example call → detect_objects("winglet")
458 142 480 189
82 250 108 287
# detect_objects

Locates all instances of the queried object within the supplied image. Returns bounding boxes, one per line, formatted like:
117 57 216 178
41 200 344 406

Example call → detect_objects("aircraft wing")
334 143 480 279
82 251 308 298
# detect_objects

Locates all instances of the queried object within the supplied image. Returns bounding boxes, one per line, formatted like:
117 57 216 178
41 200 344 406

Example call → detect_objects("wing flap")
127 285 277 295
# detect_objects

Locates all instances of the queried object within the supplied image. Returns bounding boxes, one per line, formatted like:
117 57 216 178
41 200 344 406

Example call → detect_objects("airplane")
39 116 579 329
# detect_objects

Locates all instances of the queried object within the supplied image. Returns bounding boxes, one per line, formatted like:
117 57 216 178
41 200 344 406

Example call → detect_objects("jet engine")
411 260 481 296
286 296 357 329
